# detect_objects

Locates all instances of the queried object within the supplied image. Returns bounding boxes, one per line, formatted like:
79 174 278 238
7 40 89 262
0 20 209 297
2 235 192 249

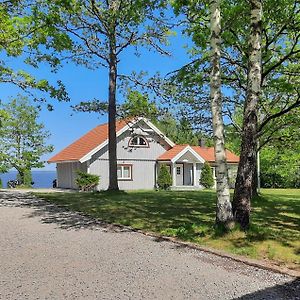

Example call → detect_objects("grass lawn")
35 189 300 270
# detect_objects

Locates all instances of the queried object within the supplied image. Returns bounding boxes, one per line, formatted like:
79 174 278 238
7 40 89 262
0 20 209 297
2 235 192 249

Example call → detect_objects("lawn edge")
34 192 300 278
141 232 300 278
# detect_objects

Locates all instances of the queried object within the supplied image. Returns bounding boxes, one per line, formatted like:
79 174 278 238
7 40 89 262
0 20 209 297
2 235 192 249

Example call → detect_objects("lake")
0 170 57 188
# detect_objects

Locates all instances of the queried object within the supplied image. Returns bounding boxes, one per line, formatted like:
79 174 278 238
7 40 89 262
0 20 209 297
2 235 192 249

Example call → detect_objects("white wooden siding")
89 159 157 190
56 161 86 189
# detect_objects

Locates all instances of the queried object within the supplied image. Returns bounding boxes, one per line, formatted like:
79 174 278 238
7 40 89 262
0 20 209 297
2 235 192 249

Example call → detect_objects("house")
48 118 239 190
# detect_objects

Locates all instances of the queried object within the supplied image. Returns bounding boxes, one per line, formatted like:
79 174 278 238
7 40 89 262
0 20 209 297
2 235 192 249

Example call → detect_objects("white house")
48 118 239 190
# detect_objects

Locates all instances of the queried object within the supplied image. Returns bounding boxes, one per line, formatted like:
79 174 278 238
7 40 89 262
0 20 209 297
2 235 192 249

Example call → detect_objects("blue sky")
0 31 192 171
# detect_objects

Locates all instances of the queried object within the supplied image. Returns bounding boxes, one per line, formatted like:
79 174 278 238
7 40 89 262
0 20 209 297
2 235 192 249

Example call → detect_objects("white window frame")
128 136 149 147
117 164 132 180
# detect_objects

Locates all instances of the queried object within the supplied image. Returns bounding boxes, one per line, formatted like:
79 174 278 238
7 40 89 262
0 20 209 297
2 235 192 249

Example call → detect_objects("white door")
176 164 183 186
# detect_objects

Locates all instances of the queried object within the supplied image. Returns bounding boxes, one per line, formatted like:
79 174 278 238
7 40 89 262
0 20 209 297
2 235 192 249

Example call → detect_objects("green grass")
35 189 300 270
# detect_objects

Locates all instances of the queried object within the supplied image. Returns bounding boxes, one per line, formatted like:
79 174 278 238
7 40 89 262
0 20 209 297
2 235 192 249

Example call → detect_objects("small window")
129 136 148 147
117 165 132 180
176 166 181 175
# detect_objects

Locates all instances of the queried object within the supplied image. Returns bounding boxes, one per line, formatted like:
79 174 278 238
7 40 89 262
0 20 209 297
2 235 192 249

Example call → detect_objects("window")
128 136 148 147
117 164 132 180
176 166 181 175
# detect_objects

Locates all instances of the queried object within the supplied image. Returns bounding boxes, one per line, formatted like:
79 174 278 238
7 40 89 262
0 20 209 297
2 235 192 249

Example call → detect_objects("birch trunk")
210 0 234 227
107 25 119 191
232 0 262 229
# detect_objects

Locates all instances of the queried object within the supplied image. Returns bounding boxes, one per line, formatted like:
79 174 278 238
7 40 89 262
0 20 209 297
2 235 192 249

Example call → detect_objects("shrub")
0 178 2 188
75 171 100 191
200 162 214 188
157 164 172 190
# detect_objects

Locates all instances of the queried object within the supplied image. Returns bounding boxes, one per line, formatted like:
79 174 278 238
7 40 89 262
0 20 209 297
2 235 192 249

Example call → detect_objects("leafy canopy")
0 96 53 178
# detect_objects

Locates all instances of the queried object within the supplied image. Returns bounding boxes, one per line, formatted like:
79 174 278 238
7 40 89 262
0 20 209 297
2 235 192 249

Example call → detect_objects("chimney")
198 138 205 148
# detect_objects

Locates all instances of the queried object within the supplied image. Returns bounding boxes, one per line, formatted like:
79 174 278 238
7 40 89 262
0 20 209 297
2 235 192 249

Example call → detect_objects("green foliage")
170 0 300 139
23 169 33 187
121 90 158 119
0 1 70 102
155 113 212 146
0 178 2 188
0 96 53 180
75 171 100 192
200 162 214 188
260 146 300 188
157 164 172 190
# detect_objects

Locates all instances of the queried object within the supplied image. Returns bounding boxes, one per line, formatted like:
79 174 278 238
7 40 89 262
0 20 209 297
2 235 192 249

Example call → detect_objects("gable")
89 119 172 162
48 118 174 163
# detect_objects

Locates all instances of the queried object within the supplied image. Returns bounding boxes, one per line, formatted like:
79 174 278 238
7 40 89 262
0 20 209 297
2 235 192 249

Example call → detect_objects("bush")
75 171 100 191
157 164 172 190
0 178 2 188
200 162 214 188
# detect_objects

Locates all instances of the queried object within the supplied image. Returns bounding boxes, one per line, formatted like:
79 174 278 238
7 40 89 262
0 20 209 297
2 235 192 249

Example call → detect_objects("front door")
176 164 183 186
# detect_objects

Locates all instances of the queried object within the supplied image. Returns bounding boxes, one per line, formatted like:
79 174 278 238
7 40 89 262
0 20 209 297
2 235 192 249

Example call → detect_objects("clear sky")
0 31 192 170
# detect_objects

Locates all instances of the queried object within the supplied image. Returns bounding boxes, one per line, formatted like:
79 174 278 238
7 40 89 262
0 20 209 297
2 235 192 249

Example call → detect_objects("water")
0 170 56 188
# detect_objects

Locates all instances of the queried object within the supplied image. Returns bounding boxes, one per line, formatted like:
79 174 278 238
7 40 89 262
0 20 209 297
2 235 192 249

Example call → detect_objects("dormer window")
128 136 149 147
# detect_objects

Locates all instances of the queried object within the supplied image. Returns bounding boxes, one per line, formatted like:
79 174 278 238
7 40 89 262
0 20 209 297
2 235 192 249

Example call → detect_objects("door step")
171 186 202 191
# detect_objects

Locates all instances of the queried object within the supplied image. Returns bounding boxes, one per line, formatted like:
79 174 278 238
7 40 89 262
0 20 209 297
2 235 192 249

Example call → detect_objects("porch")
157 145 205 189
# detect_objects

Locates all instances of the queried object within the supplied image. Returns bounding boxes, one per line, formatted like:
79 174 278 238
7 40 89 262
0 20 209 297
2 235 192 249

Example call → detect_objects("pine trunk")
107 37 119 191
210 0 234 228
232 0 262 230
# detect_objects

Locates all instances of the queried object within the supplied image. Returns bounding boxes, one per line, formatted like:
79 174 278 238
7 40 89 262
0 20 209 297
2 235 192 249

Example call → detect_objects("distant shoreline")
1 170 56 188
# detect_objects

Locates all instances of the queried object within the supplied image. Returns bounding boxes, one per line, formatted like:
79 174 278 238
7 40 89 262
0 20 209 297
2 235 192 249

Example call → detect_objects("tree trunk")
252 156 258 197
107 35 119 191
232 0 262 230
210 0 234 228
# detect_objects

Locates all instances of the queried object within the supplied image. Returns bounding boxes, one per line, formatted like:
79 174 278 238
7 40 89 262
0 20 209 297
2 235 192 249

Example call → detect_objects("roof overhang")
171 146 205 163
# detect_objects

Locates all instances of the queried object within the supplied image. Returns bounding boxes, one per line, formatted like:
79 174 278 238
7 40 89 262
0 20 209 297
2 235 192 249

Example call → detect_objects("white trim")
193 162 197 186
79 118 175 163
141 118 175 147
117 164 132 180
172 162 176 186
171 146 205 163
50 160 79 164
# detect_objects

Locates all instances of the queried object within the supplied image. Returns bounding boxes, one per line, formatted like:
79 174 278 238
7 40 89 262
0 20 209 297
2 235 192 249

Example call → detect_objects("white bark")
210 0 233 226
232 0 262 229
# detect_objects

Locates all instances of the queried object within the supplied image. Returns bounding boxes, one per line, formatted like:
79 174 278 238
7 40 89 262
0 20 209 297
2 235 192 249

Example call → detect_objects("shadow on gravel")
0 191 130 232
233 278 300 300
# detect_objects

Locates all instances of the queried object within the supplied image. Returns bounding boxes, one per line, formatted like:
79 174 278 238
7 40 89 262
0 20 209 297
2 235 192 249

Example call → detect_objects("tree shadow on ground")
232 278 300 300
0 190 132 232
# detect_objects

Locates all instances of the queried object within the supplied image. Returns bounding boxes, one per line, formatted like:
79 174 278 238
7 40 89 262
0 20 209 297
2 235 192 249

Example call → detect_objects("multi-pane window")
128 136 148 147
117 165 132 180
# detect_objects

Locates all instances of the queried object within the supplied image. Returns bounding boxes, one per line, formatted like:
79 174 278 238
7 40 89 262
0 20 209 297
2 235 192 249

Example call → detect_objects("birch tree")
210 0 233 227
232 0 262 229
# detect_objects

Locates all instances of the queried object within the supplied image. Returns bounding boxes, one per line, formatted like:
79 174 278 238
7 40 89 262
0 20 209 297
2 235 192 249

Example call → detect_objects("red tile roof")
48 119 129 163
157 145 239 163
193 146 239 163
157 144 188 161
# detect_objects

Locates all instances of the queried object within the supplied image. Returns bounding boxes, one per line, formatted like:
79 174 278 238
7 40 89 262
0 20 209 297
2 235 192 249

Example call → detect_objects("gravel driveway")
0 191 299 300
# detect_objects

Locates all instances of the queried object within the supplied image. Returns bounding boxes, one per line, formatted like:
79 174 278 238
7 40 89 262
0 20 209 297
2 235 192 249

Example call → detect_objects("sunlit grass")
35 189 300 270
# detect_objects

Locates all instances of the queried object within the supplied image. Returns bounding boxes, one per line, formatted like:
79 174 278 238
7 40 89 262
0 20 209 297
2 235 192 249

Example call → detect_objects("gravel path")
0 191 299 300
